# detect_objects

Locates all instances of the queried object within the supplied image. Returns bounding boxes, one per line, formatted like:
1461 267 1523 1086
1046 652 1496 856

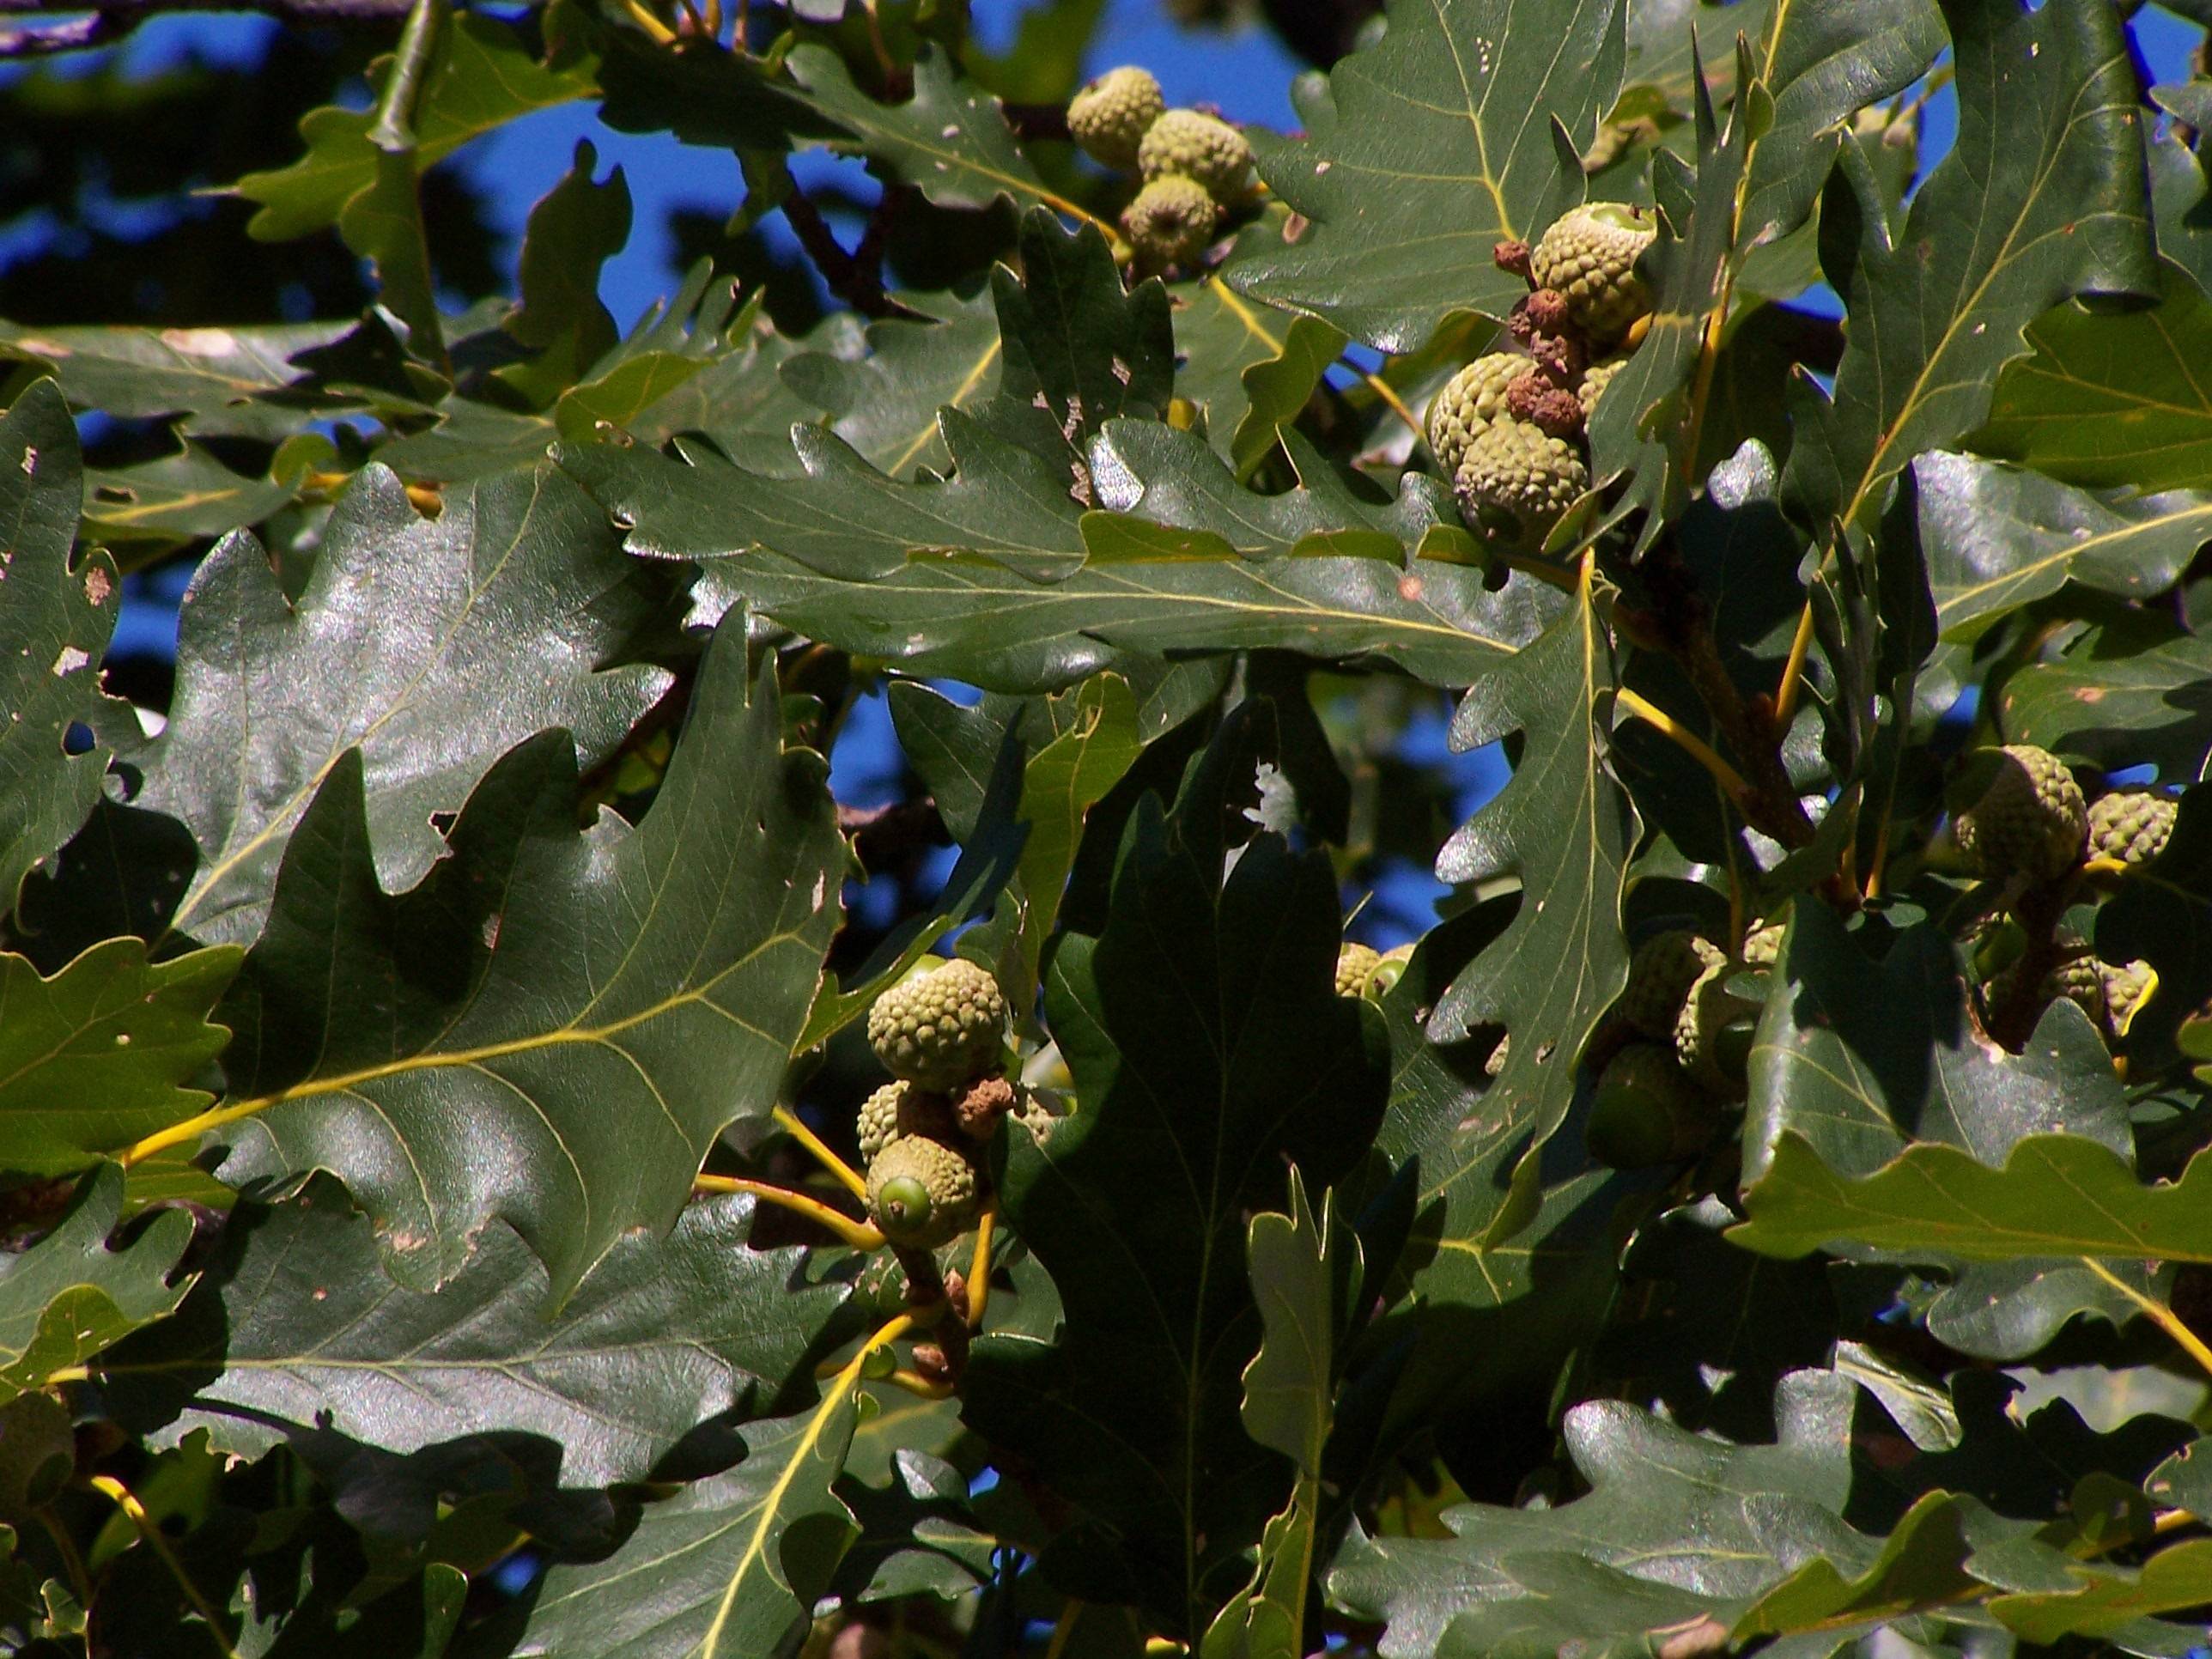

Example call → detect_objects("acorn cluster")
1334 940 1413 1000
1583 917 1784 1169
1952 744 2172 1046
860 957 1018 1250
1427 203 1657 544
1067 65 1257 273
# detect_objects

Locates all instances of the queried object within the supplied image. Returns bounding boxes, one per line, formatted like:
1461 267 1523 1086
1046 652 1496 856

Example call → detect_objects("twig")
965 1206 996 1329
88 1474 238 1658
744 154 899 318
692 1173 884 1251
772 1104 871 1200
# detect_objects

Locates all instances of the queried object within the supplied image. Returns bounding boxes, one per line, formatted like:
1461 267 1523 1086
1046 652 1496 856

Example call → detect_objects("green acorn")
1619 929 1726 1042
1067 65 1164 168
2101 958 2155 1036
1529 203 1656 342
1577 354 1631 417
2087 788 2176 866
1741 919 1786 969
1427 353 1529 477
865 1133 981 1249
0 1392 74 1522
1953 744 2087 885
1674 960 1761 1100
1452 416 1588 538
1121 174 1219 270
1136 108 1255 202
1587 1044 1716 1169
866 957 1008 1091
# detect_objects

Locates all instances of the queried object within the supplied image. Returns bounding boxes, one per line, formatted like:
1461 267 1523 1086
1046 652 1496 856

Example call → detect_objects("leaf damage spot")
51 645 89 676
84 565 112 606
160 327 240 356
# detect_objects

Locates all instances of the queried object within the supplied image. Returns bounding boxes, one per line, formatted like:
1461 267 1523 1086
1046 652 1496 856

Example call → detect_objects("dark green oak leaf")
1916 451 2212 644
0 1165 192 1401
1742 907 2132 1185
1972 258 2212 495
962 708 1389 1636
100 1178 843 1486
0 939 241 1178
1226 0 1625 353
1169 271 1346 479
1425 570 1638 1245
2002 613 2212 781
192 618 843 1299
137 463 673 948
0 380 124 920
1783 0 2157 541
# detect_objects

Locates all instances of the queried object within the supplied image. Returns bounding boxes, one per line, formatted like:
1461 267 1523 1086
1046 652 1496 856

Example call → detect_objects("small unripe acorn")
1586 1044 1716 1169
2101 958 2155 1036
867 957 1008 1091
1577 354 1630 417
1121 174 1219 270
1334 943 1382 998
866 1133 981 1249
1427 353 1528 477
2087 788 2176 866
1619 929 1725 1041
0 1392 75 1522
1137 109 1255 202
1953 744 2087 885
1453 416 1588 537
1529 202 1656 343
1067 65 1165 168
1674 960 1760 1100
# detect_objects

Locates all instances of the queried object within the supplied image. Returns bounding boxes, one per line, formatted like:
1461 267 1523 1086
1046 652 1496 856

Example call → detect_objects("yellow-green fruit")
1067 65 1164 168
1335 943 1382 998
2101 958 2154 1035
1587 1044 1715 1169
1674 960 1760 1100
1620 929 1725 1041
1954 744 2087 884
866 1133 981 1249
1530 202 1656 342
1121 174 1219 269
2087 789 2176 866
867 957 1008 1090
0 1392 74 1521
1742 920 1786 969
1453 416 1589 536
1137 109 1255 202
856 1081 916 1165
1427 353 1528 477
1577 355 1630 417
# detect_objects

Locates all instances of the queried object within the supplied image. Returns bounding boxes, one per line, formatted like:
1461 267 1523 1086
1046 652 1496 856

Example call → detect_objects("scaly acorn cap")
1334 943 1382 998
866 957 1008 1091
2087 788 2176 866
1577 354 1631 417
866 1133 982 1249
1587 1043 1717 1169
1452 416 1589 538
1067 65 1164 168
1121 174 1219 270
1427 353 1529 477
1137 108 1255 202
1953 744 2087 885
1619 929 1725 1042
1674 959 1760 1101
1529 202 1656 343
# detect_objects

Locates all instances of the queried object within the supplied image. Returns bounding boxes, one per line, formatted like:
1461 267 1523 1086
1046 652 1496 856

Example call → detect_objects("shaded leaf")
0 319 359 442
1427 569 1638 1243
494 140 632 409
138 464 673 948
101 1180 845 1486
79 441 293 543
777 288 1000 478
515 1380 867 1658
1973 258 2212 495
1227 0 1626 353
192 619 843 1297
962 708 1389 1634
2002 612 2212 781
1170 277 1346 478
1742 907 2132 1185
0 380 122 918
0 940 241 1179
0 1164 191 1401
